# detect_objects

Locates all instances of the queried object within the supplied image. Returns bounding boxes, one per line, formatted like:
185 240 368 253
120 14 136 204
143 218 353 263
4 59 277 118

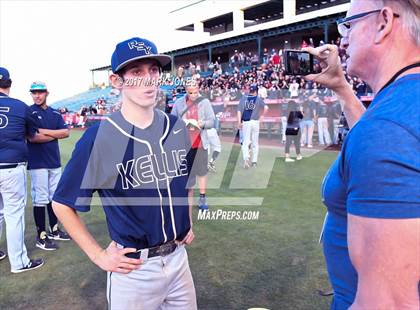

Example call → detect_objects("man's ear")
109 73 124 89
374 7 395 44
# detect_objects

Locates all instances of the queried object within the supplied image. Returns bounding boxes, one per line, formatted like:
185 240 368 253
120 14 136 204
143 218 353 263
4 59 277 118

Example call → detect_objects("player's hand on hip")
93 241 143 274
302 44 349 93
181 228 195 245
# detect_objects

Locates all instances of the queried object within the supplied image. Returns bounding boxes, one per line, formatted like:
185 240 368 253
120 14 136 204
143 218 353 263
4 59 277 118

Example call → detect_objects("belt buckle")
158 242 174 257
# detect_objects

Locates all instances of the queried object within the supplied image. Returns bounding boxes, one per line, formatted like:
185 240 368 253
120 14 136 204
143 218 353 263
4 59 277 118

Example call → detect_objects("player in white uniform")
237 85 268 168
0 67 45 273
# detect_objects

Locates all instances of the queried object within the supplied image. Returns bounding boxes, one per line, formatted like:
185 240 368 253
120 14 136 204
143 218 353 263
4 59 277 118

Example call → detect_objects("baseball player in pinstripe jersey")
52 37 197 309
0 67 46 273
237 85 268 168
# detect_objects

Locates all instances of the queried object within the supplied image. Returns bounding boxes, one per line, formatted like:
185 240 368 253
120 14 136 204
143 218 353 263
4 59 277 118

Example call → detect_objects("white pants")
0 164 30 271
107 245 197 310
332 119 340 144
300 120 314 145
241 120 260 163
29 168 62 206
280 116 287 142
317 117 331 145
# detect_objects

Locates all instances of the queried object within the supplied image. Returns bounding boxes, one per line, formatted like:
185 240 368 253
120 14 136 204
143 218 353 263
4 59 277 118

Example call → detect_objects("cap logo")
127 40 152 54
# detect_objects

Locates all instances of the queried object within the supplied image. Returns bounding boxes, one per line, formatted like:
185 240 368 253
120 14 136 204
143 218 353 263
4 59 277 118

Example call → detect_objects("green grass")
0 130 337 310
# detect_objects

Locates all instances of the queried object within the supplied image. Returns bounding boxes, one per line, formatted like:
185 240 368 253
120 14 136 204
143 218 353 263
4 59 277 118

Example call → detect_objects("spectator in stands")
258 82 268 99
208 61 214 71
251 54 259 66
154 89 167 111
271 49 281 70
289 79 299 98
309 38 315 47
177 65 184 78
284 100 303 162
75 107 86 128
263 48 269 64
89 105 98 115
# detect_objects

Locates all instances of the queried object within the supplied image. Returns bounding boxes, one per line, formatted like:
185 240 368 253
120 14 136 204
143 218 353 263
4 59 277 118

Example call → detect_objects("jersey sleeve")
24 105 38 137
237 97 245 113
55 111 68 129
53 127 98 212
343 119 420 219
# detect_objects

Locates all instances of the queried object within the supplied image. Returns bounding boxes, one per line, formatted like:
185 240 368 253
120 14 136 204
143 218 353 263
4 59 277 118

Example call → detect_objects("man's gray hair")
381 0 420 46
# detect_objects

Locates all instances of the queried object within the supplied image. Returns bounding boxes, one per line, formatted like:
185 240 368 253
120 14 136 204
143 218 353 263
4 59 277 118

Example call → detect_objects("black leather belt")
125 240 178 259
0 164 18 170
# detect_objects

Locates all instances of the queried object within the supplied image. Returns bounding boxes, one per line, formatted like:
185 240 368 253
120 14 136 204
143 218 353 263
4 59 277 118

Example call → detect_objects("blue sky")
0 0 193 103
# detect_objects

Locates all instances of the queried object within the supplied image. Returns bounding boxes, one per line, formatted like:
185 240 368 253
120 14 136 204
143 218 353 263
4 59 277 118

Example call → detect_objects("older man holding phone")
300 0 419 309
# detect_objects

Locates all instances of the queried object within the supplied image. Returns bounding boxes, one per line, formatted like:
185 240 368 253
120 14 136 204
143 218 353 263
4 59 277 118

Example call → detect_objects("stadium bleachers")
52 86 119 111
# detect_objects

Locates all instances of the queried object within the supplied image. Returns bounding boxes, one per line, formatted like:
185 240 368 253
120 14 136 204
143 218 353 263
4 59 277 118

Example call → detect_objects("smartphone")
284 50 315 75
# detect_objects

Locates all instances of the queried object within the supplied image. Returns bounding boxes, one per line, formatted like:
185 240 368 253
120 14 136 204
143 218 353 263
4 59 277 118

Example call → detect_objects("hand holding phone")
301 45 348 92
284 50 316 76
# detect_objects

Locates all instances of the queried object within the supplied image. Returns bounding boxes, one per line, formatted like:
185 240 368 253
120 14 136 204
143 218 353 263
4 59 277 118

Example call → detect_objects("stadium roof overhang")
166 13 345 57
89 13 345 71
91 65 111 72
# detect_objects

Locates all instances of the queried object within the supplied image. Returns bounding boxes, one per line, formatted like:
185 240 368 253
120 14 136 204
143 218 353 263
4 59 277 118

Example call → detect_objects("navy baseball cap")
111 37 172 73
249 85 258 93
0 67 10 81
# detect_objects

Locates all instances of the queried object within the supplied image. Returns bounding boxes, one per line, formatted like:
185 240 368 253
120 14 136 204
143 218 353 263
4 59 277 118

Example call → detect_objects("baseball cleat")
198 196 209 211
207 161 216 173
251 162 257 168
48 228 71 241
0 250 7 261
285 157 295 162
11 258 44 274
243 160 250 169
198 203 209 211
36 232 59 251
296 155 303 161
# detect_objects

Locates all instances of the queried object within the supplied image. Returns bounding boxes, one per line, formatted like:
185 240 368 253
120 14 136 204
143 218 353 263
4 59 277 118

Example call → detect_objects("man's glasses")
337 9 400 38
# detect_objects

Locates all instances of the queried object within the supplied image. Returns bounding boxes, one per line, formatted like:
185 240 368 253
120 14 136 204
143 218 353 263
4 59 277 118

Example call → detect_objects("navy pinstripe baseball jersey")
53 109 193 249
238 95 265 121
0 92 38 163
27 105 68 170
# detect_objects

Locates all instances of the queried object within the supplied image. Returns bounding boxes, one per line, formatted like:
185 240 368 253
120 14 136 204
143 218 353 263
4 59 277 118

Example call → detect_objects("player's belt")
125 240 178 259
